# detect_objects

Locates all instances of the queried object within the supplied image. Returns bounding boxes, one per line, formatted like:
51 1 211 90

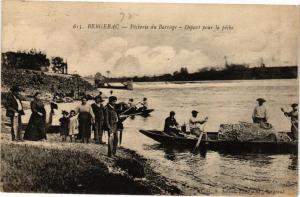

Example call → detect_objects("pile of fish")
218 122 290 142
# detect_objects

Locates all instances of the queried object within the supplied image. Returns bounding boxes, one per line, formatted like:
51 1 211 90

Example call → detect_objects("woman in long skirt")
24 92 47 141
75 97 95 143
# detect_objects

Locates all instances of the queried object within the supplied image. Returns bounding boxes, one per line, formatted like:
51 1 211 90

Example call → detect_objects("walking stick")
119 129 123 145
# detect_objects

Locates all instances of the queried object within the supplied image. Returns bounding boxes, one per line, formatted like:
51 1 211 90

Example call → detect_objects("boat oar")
120 101 142 115
193 124 206 153
281 108 298 132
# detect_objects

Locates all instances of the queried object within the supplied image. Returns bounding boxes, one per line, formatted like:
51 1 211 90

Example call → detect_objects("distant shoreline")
108 65 298 83
132 78 298 84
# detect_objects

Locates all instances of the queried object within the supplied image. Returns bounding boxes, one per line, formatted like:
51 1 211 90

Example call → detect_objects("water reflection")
164 146 176 160
144 143 207 161
288 155 298 170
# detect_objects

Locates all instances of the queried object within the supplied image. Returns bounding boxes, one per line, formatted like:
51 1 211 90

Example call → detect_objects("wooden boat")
139 129 298 154
122 109 154 117
95 81 133 90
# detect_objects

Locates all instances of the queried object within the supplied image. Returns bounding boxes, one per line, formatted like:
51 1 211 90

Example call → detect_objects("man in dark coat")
91 96 105 144
105 96 119 157
164 111 180 136
5 85 25 141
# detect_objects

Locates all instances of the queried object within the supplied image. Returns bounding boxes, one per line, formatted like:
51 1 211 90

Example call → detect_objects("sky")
2 0 299 77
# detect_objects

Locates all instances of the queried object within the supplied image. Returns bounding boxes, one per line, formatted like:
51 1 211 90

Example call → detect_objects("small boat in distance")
94 72 133 90
96 81 133 90
121 108 154 117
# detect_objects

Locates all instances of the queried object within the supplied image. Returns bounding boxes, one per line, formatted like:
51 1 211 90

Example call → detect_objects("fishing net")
218 122 290 142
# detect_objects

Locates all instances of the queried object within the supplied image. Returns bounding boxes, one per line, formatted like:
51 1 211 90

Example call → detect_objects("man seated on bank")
281 103 298 141
189 110 208 137
252 98 269 123
164 111 181 136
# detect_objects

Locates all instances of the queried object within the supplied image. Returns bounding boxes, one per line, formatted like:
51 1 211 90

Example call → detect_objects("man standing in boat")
105 96 119 157
189 110 208 137
252 98 269 123
281 103 298 140
164 111 180 136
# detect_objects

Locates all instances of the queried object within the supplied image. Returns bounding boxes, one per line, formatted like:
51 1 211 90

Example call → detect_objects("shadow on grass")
1 142 181 194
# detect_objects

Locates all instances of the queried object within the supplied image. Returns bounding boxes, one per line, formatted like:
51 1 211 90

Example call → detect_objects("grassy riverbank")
0 132 181 194
1 67 97 104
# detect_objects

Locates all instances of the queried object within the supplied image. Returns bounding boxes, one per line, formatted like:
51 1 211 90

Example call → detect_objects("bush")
1 68 95 97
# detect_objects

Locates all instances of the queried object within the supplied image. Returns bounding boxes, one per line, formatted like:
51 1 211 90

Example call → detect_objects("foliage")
2 50 50 71
1 68 95 96
51 57 67 73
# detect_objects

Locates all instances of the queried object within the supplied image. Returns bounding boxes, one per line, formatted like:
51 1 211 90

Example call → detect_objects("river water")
23 79 298 195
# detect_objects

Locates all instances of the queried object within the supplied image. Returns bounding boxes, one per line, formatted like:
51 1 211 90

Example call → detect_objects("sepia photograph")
1 0 299 195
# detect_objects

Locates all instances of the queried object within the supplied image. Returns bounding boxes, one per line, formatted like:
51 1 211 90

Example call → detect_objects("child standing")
59 111 69 142
69 110 79 142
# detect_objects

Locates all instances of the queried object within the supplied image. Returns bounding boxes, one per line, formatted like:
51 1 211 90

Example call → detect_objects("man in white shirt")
128 98 134 108
252 98 269 123
189 110 208 137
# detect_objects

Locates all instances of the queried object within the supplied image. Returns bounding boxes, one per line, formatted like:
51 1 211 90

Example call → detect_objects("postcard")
1 0 298 195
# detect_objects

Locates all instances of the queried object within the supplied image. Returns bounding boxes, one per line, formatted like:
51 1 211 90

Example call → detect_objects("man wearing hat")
281 103 298 140
91 96 106 144
105 96 119 157
252 98 269 123
5 85 25 141
164 111 180 136
189 110 208 137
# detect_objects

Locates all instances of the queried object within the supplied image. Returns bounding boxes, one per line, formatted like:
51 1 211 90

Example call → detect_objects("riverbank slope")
0 132 181 194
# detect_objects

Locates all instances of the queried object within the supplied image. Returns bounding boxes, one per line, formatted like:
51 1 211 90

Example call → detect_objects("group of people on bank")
164 97 298 141
4 85 149 157
6 87 47 142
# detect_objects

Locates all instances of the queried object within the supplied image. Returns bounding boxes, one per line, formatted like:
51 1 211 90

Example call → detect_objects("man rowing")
189 110 208 137
127 98 137 112
128 98 134 107
281 103 298 141
164 111 181 136
252 98 269 123
139 97 148 110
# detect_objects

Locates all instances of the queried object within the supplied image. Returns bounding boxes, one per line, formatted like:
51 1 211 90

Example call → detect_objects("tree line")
108 64 298 82
2 50 68 74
